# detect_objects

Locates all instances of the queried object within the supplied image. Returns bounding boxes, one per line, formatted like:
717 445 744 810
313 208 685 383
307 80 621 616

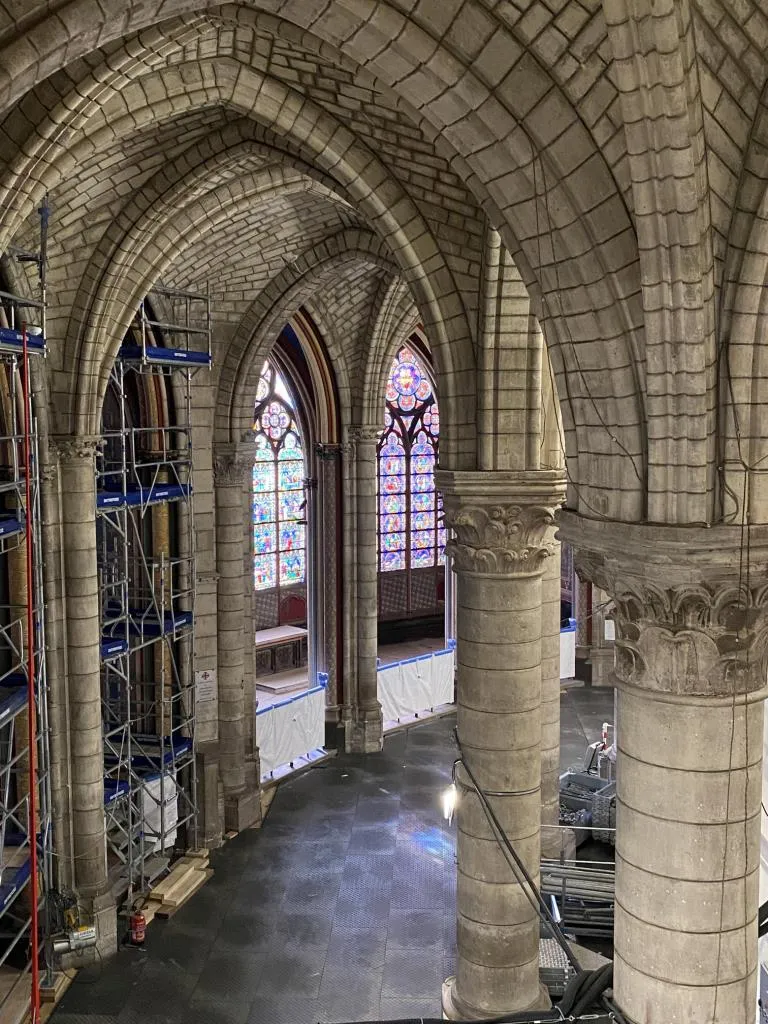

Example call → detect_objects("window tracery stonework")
251 360 306 593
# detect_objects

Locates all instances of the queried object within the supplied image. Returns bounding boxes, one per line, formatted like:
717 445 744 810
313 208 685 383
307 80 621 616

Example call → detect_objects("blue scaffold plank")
0 516 24 538
0 685 27 723
101 637 129 661
103 778 130 804
107 735 193 772
0 327 46 354
97 482 191 510
119 343 211 367
0 855 31 910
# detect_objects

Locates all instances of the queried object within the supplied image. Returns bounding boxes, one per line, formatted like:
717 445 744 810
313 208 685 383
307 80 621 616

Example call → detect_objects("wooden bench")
254 624 308 673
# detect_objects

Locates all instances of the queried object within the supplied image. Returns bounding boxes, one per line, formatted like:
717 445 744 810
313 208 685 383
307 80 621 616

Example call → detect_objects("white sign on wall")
195 669 216 704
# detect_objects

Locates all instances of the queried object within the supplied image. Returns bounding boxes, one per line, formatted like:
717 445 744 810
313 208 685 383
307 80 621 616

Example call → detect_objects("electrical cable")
452 729 581 973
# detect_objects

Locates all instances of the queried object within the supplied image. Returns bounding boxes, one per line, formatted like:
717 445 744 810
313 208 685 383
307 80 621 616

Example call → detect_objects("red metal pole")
21 322 40 1023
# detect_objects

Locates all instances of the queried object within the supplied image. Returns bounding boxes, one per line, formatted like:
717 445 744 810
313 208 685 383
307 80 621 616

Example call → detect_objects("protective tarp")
378 647 455 724
141 771 178 852
257 684 326 777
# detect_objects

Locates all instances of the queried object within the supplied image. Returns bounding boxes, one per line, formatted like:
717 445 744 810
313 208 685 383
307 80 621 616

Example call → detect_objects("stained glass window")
252 361 306 592
378 345 444 584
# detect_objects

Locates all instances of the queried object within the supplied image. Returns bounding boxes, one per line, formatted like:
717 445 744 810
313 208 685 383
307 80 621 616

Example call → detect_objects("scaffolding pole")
97 284 209 902
0 200 52 1024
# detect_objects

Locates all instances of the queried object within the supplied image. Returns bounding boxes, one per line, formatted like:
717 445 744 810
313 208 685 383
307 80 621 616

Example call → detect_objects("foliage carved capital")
315 443 343 461
444 501 559 576
52 435 102 463
213 441 257 486
347 425 381 446
560 511 768 698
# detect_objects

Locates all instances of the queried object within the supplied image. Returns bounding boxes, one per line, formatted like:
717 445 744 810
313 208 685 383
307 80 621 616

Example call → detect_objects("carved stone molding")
52 435 102 463
437 468 566 578
559 510 768 698
347 425 381 446
315 443 342 461
444 501 559 575
213 441 257 486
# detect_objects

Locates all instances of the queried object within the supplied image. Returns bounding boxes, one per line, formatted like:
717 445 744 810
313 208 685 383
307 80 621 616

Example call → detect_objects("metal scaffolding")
97 285 210 905
0 204 53 1023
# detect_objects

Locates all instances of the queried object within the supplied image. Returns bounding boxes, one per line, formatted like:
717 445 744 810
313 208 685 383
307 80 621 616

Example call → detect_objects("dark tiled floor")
52 686 614 1024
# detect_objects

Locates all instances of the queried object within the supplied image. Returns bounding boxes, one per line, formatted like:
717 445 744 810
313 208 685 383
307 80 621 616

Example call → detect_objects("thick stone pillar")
57 436 115 954
540 532 561 856
438 469 565 1020
345 426 382 753
560 512 767 1024
213 442 259 832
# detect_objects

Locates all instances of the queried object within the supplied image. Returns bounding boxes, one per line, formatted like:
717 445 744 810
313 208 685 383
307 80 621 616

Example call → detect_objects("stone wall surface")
2 2 768 1020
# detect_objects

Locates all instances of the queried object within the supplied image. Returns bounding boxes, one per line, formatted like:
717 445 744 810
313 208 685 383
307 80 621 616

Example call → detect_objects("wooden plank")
0 967 29 1024
39 971 70 1004
141 899 165 926
185 848 209 862
149 857 199 899
155 869 212 917
40 972 74 1023
161 865 211 908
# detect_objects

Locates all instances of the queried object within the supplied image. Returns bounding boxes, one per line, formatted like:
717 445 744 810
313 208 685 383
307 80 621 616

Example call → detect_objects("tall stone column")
438 469 565 1020
540 531 562 856
315 444 342 710
40 445 75 889
560 512 768 1024
346 426 382 753
213 442 259 832
57 436 115 954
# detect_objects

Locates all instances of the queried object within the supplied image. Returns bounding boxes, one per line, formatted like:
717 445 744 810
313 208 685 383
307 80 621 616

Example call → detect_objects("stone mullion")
438 468 565 1021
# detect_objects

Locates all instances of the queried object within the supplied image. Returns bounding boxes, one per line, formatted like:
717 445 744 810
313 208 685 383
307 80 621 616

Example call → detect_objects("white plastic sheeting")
378 645 455 724
257 683 326 778
141 772 178 852
560 618 577 679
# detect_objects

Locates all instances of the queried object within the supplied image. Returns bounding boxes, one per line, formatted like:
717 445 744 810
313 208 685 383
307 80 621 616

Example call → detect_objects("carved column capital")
559 511 768 699
347 425 381 446
213 440 257 486
436 469 566 577
315 442 343 461
51 434 102 463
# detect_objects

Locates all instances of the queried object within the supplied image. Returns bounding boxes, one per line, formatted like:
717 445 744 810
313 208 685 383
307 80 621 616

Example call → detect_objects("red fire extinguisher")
129 910 146 946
